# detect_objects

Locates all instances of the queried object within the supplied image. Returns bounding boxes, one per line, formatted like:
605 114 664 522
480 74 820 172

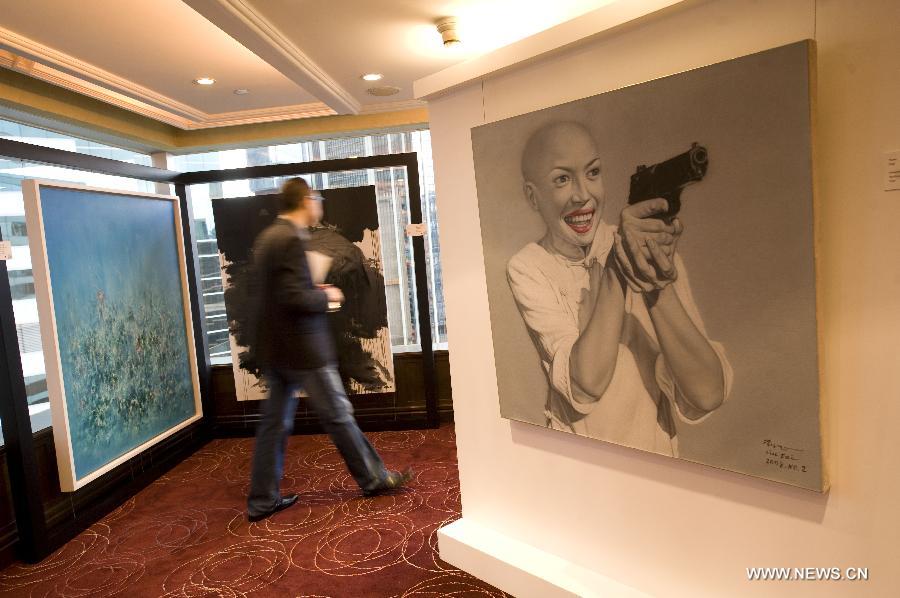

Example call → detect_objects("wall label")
405 223 427 237
886 150 900 191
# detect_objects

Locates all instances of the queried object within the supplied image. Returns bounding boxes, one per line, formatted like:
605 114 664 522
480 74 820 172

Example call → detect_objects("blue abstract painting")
38 187 197 482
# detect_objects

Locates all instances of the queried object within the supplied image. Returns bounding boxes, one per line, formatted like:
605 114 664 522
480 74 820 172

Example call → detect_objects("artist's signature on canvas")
762 439 808 473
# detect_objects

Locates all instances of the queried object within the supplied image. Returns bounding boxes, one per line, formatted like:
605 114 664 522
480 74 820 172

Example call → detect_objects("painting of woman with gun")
471 41 825 491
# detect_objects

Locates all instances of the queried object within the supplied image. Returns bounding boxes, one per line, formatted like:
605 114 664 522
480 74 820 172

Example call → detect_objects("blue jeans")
247 364 388 516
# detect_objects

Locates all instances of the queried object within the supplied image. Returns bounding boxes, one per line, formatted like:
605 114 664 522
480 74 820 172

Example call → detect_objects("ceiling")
0 0 613 130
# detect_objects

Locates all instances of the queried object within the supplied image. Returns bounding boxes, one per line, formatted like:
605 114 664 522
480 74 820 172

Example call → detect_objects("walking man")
246 177 411 522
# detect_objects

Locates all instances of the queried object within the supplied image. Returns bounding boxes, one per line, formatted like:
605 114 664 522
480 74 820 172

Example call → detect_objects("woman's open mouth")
563 208 594 234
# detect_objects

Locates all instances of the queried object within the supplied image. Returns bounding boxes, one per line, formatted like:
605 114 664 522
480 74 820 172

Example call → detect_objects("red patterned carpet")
0 426 507 597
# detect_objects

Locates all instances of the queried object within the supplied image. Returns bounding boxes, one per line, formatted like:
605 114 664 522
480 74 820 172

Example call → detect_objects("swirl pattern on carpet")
0 425 508 597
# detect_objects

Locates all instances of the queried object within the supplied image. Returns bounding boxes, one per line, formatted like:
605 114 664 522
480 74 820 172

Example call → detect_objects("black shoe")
248 494 298 522
363 469 414 497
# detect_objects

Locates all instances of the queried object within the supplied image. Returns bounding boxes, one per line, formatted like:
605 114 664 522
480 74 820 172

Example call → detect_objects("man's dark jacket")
248 218 335 369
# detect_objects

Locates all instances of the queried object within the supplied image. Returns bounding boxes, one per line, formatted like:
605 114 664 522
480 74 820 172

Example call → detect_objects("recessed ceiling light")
234 88 250 95
193 77 216 85
367 86 401 97
361 73 383 82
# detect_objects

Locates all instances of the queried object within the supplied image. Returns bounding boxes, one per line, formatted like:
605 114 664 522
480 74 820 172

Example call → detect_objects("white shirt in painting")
506 223 733 457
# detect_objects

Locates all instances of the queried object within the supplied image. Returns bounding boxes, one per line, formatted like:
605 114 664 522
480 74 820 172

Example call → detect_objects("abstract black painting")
212 185 395 400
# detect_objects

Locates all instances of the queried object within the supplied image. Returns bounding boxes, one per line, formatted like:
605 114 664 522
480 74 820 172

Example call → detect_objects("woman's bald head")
521 121 597 183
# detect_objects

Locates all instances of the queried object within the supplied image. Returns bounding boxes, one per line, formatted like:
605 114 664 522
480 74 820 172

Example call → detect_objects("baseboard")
437 518 649 598
212 407 454 437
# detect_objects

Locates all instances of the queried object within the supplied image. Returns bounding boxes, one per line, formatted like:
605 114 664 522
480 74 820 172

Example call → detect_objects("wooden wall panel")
211 350 453 435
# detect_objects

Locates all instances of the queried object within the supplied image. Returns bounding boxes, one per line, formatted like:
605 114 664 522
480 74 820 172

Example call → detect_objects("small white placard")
405 223 427 237
0 241 11 260
886 150 900 191
305 250 333 285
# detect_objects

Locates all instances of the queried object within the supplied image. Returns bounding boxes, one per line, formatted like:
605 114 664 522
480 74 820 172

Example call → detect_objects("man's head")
279 177 323 226
521 121 605 248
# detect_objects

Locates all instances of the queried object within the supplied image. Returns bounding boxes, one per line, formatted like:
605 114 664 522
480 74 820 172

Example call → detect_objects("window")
169 128 447 362
0 117 153 445
8 268 35 300
0 120 152 165
0 118 449 446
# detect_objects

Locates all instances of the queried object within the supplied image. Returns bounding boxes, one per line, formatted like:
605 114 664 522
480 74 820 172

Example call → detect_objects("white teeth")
564 211 593 225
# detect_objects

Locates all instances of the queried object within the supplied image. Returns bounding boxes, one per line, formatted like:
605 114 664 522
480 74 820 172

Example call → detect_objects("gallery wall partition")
424 0 900 595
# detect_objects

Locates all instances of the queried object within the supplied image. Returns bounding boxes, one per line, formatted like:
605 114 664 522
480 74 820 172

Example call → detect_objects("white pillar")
150 151 173 195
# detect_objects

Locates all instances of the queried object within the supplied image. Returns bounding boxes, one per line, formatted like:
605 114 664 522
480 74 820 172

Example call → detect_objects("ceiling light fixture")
367 86 401 97
193 77 216 85
361 73 383 82
435 17 461 47
234 88 250 95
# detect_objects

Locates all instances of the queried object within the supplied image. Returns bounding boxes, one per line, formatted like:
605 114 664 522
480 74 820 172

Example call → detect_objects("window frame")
172 152 438 431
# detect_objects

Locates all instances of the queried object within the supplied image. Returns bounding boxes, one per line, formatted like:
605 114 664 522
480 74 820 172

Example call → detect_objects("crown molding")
191 102 336 128
0 49 193 128
183 0 362 115
0 43 336 130
0 25 208 121
0 21 420 132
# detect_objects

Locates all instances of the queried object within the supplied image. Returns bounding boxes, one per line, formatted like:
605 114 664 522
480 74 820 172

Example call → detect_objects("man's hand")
615 198 682 291
320 285 345 304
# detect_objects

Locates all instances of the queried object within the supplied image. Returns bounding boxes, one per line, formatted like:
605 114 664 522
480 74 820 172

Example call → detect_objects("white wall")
427 0 900 595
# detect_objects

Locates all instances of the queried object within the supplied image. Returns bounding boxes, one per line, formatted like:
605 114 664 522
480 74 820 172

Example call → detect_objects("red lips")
564 208 594 234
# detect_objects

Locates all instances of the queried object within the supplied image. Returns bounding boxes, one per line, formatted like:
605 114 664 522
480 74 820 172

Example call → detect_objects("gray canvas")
471 41 824 491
